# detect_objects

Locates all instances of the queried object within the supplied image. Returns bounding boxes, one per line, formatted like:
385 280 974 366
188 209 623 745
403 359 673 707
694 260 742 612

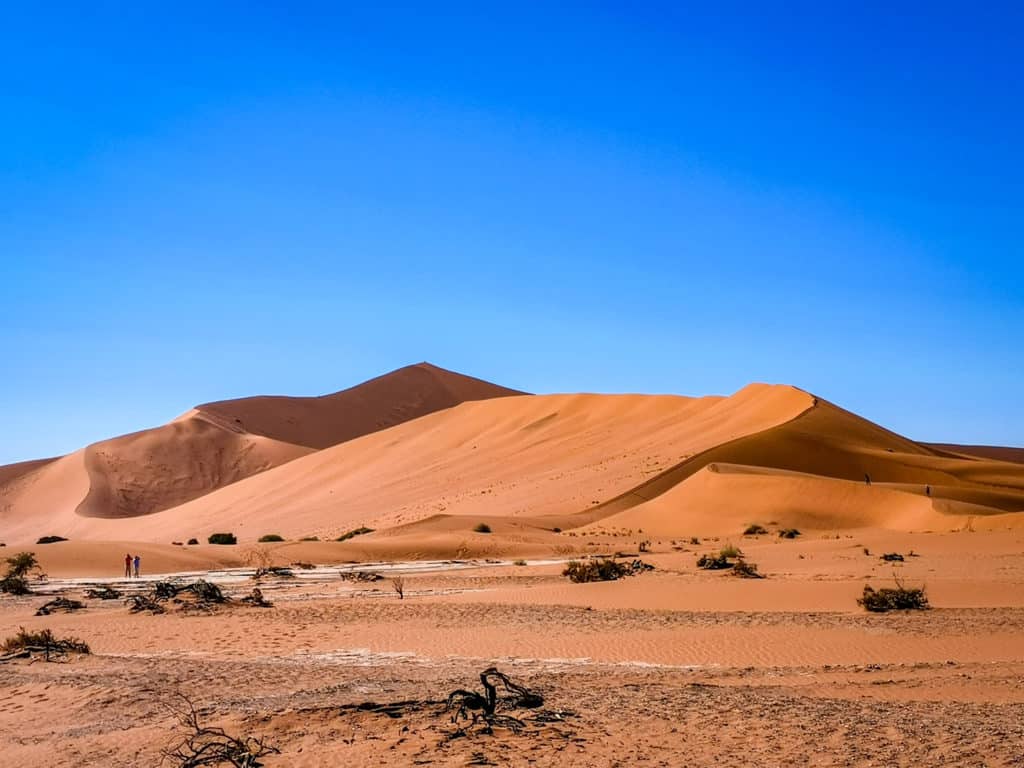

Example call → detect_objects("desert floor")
2 529 1024 767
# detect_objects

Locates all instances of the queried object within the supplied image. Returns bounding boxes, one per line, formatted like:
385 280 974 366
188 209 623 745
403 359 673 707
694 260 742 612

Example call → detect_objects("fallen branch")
35 597 85 615
446 667 544 734
160 692 278 767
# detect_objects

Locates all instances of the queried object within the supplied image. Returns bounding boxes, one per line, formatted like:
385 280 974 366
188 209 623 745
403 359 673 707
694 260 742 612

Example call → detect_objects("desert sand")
1 364 1023 766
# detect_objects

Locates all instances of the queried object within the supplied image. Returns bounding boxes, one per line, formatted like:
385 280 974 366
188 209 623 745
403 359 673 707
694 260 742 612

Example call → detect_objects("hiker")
124 553 132 578
925 484 931 497
864 473 871 485
133 554 141 579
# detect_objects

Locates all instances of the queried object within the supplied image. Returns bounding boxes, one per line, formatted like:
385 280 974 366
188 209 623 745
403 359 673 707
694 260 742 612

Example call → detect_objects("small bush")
858 583 929 612
2 627 90 655
513 559 527 566
299 536 319 542
778 528 801 539
731 559 765 579
696 553 733 570
743 524 768 536
719 543 743 559
207 533 237 545
551 527 562 533
36 535 67 544
171 541 183 546
258 534 285 543
473 523 492 534
335 527 374 542
187 538 199 545
563 558 629 583
1 552 44 595
880 552 905 562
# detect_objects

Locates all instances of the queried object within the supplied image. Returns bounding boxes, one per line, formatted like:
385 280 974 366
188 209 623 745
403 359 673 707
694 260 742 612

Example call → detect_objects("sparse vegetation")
258 534 285 542
690 537 701 545
551 527 562 533
639 540 651 552
778 528 801 539
696 553 733 570
743 524 768 535
207 532 237 545
299 536 320 541
84 585 121 600
1 552 44 595
160 692 278 767
473 523 492 534
563 558 629 583
335 526 374 542
36 535 67 544
513 559 527 566
880 552 905 562
35 597 84 615
858 581 929 612
719 543 743 559
731 559 765 579
1 627 90 660
187 538 199 545
391 576 405 599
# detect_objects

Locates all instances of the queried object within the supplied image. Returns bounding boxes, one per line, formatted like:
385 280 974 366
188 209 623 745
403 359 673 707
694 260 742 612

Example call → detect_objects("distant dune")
926 443 1024 465
194 361 526 449
1 365 1022 549
0 363 523 539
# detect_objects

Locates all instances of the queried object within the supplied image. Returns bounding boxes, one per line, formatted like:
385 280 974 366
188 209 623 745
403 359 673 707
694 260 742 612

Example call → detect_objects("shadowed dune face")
77 415 313 518
194 362 527 449
926 443 1024 465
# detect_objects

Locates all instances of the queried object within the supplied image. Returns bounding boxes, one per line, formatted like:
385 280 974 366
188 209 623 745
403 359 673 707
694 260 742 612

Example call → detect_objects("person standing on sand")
133 554 141 579
125 553 132 578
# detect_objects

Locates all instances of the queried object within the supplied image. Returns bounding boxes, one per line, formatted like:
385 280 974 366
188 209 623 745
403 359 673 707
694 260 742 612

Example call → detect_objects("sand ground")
2 530 1024 766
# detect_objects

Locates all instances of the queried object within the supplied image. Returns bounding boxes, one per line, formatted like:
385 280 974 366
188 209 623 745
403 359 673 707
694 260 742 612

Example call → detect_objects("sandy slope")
24 384 812 543
0 363 521 541
194 361 526 449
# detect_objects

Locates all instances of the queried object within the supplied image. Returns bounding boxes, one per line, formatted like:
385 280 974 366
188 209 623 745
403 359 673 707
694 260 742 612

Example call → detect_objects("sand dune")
0 363 521 541
3 366 1023 549
0 384 814 543
194 361 526 449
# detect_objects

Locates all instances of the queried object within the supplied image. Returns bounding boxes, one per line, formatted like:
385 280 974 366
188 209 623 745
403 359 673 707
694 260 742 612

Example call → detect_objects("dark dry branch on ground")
446 667 544 735
85 585 122 600
252 567 294 580
880 552 905 562
240 588 272 608
160 692 279 767
339 571 383 583
35 597 84 615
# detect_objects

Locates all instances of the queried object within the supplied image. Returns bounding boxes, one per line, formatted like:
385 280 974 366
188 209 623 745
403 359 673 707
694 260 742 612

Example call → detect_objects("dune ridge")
2 366 1022 549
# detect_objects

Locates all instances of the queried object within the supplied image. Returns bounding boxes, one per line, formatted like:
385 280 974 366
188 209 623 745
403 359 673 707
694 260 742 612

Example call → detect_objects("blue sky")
2 2 1021 463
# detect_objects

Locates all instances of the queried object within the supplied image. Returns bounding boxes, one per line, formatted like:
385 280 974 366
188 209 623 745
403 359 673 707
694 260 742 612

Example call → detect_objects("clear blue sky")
2 2 1022 464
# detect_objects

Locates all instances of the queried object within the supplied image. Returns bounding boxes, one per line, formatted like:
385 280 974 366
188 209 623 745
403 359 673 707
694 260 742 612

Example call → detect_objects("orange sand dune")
0 363 520 539
194 361 526 449
584 397 1024 531
926 442 1024 465
12 384 813 543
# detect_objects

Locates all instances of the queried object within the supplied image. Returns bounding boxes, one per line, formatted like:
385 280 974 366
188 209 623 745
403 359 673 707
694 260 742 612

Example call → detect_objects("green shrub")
743 524 768 536
258 534 285 543
473 523 492 534
778 528 801 539
335 527 374 542
207 533 237 545
563 558 629 583
719 543 743 559
187 538 199 545
858 583 929 612
1 552 43 595
36 535 67 544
